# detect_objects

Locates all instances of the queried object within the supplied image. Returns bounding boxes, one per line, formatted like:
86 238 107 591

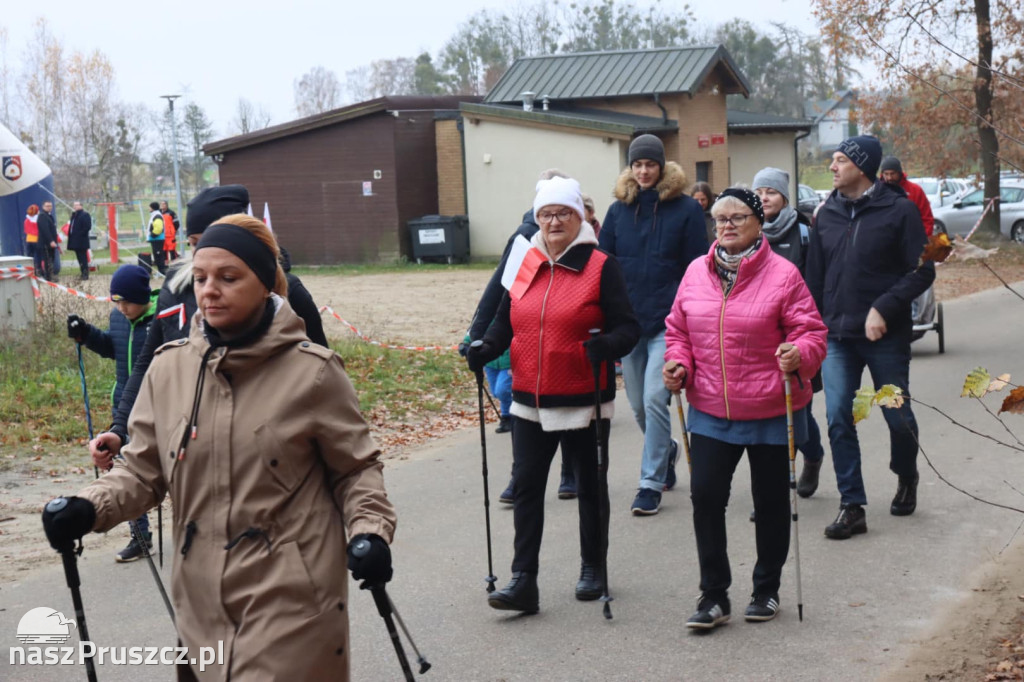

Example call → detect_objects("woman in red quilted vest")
467 176 640 614
662 187 827 630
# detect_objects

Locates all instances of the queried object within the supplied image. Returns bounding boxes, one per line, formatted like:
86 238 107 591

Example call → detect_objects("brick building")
463 46 812 257
203 96 478 264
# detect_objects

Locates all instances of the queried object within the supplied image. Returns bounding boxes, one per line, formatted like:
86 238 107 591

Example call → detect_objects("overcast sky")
3 0 821 142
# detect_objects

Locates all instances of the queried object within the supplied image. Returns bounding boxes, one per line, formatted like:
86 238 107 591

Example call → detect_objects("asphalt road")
3 284 1023 681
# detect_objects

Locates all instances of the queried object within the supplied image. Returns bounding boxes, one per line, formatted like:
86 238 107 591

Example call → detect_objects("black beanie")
718 187 765 225
836 135 883 181
149 201 160 211
109 264 152 304
186 185 250 237
880 156 903 175
628 134 666 168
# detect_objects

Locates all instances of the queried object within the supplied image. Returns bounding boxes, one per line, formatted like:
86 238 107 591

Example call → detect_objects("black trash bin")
408 215 470 264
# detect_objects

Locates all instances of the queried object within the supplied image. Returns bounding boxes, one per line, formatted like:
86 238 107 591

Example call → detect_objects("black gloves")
347 533 393 588
457 341 470 358
465 341 495 374
42 497 96 552
583 334 615 365
67 314 87 343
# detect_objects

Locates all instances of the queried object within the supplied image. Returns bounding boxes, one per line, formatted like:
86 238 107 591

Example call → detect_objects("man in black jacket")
68 201 92 279
806 135 935 540
36 201 59 280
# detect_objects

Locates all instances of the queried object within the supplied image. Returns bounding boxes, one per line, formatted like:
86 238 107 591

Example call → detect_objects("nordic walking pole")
469 340 498 593
350 539 417 681
157 505 163 569
588 329 613 620
663 360 692 475
75 344 99 480
387 593 432 674
96 445 176 624
779 343 804 622
44 498 99 682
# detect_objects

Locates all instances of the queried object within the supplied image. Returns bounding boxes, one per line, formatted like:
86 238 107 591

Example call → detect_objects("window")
696 161 711 183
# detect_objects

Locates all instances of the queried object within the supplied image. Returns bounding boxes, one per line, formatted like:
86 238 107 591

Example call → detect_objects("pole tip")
798 604 804 621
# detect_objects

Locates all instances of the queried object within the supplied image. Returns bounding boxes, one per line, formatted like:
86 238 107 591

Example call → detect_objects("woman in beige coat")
42 214 397 681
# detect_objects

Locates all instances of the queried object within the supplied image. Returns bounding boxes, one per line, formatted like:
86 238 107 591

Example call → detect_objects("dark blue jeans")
822 335 919 506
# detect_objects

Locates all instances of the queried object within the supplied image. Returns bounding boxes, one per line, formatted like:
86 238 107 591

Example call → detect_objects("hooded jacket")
664 238 827 421
895 173 935 236
806 180 935 340
598 162 709 337
110 259 328 438
78 299 396 681
79 291 157 408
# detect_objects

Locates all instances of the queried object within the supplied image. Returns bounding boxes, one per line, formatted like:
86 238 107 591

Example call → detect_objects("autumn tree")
812 0 1024 237
182 102 215 194
231 97 272 135
294 66 341 117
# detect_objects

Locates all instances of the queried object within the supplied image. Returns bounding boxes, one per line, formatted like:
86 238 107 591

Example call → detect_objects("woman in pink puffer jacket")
662 187 827 631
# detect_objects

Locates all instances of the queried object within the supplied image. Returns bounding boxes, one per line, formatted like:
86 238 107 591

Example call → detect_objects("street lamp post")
160 95 184 222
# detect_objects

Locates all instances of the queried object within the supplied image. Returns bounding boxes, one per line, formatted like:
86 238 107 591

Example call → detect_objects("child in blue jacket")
67 265 158 563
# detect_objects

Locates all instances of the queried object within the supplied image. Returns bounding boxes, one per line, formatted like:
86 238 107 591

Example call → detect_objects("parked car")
797 184 823 215
909 177 973 209
932 181 1024 242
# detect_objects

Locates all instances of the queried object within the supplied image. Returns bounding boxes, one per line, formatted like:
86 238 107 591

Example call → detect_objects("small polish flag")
157 303 187 330
500 235 546 301
246 203 253 217
263 203 272 232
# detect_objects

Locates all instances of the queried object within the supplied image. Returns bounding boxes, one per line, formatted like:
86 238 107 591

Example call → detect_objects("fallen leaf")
962 367 992 398
1000 387 1024 416
990 374 1012 392
875 385 905 409
919 232 953 265
853 387 875 424
849 602 866 607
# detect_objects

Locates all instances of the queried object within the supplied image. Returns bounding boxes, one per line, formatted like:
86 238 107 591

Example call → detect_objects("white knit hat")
533 176 585 224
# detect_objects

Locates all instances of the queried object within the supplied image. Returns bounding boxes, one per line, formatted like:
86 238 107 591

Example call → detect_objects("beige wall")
729 132 799 198
464 118 627 258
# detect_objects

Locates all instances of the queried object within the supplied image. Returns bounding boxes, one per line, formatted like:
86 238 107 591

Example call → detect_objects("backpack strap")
799 223 809 247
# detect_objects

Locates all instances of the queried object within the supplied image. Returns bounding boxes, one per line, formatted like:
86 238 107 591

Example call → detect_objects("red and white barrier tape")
963 197 997 243
0 266 110 301
319 305 457 351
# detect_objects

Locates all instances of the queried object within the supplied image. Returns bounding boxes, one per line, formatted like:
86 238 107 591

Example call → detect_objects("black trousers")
510 417 608 574
151 242 166 274
72 248 89 276
690 433 791 602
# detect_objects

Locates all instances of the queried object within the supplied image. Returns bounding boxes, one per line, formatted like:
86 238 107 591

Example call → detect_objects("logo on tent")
2 155 22 181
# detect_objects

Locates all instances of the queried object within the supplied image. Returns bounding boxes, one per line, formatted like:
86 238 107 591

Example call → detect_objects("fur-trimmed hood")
613 161 688 205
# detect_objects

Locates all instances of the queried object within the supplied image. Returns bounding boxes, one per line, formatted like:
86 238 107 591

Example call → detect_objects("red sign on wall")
697 135 711 148
711 133 725 145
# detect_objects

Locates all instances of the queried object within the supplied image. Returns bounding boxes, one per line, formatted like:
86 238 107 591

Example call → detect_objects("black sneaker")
686 595 730 630
557 474 577 500
488 571 539 613
495 416 512 434
575 563 603 601
797 459 822 498
890 472 919 516
744 594 780 622
664 439 679 491
630 488 661 515
498 479 515 505
115 533 153 563
824 504 867 540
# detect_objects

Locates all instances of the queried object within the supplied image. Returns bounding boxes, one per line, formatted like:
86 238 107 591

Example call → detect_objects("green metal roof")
460 102 677 137
727 109 813 133
485 45 751 104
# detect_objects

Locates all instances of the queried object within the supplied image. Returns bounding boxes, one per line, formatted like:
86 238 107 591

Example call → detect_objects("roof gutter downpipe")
653 93 668 125
794 129 811 194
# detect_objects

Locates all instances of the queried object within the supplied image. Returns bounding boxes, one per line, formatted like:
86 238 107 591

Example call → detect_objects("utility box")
0 256 36 331
408 215 470 264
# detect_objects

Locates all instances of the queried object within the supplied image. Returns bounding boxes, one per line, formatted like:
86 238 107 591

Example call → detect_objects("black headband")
194 223 278 292
718 187 765 225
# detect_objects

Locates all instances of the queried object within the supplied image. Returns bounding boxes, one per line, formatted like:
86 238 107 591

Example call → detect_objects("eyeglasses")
537 209 575 224
714 214 754 227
